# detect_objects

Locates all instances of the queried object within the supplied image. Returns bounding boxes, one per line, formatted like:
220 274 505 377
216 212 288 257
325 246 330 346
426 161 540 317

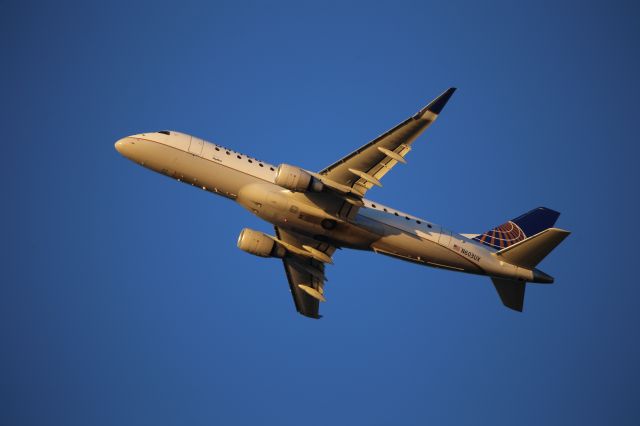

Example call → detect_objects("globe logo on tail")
473 221 526 250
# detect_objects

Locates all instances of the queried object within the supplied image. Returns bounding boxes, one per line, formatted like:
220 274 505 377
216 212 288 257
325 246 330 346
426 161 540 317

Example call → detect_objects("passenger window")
270 167 275 171
259 163 264 167
383 208 388 212
416 220 422 224
372 204 377 208
215 147 220 151
226 151 230 155
427 224 433 228
394 212 399 216
237 155 241 159
248 159 253 163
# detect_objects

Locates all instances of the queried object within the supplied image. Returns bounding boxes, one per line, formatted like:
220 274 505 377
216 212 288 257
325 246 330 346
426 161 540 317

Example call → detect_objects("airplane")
115 88 570 319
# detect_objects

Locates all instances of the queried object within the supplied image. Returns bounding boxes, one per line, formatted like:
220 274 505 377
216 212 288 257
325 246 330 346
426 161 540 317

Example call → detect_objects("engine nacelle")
274 164 324 192
236 228 286 258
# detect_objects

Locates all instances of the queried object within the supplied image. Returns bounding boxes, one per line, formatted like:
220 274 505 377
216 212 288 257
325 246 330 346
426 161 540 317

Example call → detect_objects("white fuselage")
115 131 540 283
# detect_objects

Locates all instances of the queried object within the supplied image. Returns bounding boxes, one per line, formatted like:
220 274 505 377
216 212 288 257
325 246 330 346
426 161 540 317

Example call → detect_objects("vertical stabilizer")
473 207 560 250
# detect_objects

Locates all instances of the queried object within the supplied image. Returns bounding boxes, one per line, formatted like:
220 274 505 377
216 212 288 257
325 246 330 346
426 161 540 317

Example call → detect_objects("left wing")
318 88 456 197
275 227 337 319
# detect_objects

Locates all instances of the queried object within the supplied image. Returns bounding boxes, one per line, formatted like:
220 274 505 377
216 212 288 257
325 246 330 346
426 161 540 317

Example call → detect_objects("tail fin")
473 207 560 250
495 228 571 270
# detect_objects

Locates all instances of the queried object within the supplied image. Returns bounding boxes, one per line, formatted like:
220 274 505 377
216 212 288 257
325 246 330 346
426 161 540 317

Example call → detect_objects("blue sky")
2 1 639 425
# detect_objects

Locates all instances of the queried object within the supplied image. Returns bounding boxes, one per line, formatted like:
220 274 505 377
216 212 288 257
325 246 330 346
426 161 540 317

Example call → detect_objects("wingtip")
426 87 457 115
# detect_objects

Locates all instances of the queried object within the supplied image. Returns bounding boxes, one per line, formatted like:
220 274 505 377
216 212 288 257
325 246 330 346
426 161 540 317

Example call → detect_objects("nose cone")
114 138 127 155
115 136 138 158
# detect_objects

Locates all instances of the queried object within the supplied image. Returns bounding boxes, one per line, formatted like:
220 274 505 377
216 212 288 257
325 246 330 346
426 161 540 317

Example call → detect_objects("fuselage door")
438 229 451 248
188 136 204 156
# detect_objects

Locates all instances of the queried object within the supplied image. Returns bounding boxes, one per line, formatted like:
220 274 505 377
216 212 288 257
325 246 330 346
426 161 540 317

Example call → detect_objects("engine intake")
274 164 324 192
237 228 286 258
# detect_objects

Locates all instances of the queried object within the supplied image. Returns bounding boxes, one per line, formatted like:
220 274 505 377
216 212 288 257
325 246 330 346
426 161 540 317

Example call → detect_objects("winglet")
420 87 457 116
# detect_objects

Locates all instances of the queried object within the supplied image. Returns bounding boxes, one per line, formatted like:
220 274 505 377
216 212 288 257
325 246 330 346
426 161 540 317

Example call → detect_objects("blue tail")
473 207 560 250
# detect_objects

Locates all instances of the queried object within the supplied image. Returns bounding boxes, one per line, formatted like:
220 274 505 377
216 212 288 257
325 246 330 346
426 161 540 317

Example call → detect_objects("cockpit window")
158 130 171 135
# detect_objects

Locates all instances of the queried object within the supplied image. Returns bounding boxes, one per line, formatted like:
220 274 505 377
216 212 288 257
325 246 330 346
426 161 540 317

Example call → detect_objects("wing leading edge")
319 88 456 196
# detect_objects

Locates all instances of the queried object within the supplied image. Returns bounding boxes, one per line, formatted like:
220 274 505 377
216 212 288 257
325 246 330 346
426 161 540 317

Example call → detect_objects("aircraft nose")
114 137 134 157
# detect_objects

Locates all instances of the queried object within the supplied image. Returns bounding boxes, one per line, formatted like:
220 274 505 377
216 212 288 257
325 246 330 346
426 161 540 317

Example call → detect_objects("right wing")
318 88 456 197
275 227 337 319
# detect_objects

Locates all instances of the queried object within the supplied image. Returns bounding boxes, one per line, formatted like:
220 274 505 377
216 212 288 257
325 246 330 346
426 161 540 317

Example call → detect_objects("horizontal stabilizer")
318 88 455 197
492 278 526 312
495 228 570 269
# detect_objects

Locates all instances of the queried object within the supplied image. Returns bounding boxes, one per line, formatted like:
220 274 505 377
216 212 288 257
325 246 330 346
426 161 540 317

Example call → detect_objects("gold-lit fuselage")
115 133 538 282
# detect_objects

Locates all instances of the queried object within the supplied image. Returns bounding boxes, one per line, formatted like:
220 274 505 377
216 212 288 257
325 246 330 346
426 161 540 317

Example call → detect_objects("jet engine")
236 228 286 258
274 164 324 192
